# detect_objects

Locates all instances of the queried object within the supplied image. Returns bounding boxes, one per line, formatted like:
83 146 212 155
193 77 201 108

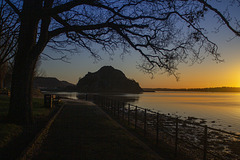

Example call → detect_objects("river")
45 91 240 133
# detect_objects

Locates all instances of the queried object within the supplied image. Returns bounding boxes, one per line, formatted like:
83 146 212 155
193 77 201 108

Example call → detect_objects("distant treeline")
143 87 240 92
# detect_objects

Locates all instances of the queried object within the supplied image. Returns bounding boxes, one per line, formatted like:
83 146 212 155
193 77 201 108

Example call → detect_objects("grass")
0 95 51 149
0 124 23 148
32 97 51 118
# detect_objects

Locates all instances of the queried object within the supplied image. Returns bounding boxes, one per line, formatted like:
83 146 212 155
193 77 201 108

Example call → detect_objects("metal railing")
84 94 240 160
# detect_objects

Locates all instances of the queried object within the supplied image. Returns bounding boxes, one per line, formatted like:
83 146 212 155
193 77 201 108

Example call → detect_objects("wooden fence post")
128 104 130 125
113 100 116 116
111 99 113 112
122 102 125 120
175 118 179 158
144 109 147 137
203 125 208 160
156 113 159 145
135 106 138 129
104 97 106 109
100 96 103 108
109 99 112 112
107 99 110 111
107 98 109 110
117 101 120 118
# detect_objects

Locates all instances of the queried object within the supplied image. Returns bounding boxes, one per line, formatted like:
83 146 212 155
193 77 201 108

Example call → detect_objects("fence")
83 94 240 160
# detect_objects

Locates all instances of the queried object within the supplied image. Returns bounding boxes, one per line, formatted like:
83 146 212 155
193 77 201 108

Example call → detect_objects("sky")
40 1 240 89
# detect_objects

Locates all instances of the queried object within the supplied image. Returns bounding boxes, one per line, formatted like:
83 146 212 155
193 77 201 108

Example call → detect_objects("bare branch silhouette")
41 53 70 63
3 0 240 124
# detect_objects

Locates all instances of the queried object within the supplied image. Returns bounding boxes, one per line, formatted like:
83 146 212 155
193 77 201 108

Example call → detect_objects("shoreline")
143 87 240 93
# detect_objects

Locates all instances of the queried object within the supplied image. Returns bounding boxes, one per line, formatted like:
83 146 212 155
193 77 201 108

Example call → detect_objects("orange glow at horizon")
41 36 240 89
132 61 240 89
137 74 240 89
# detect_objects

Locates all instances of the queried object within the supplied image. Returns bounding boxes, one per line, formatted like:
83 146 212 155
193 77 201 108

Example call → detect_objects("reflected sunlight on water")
128 92 240 132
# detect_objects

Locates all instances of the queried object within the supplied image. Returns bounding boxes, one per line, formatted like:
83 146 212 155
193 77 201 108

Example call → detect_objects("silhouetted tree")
4 0 240 124
0 0 18 89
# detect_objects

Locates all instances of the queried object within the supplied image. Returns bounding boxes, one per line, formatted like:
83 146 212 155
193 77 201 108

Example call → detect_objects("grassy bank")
0 95 51 149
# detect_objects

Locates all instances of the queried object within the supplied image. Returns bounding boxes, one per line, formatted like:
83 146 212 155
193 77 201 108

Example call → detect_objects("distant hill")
34 77 75 91
143 87 240 92
77 66 143 93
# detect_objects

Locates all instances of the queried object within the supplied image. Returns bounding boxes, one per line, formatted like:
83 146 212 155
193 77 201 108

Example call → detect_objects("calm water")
121 91 240 133
47 91 240 133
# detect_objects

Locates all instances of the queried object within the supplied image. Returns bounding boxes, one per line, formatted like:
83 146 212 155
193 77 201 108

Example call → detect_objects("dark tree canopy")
45 0 239 77
0 0 18 89
4 0 240 124
0 0 18 65
5 0 240 75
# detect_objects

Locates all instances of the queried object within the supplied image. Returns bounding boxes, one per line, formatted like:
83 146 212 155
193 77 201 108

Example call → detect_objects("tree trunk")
8 0 42 124
0 78 3 89
8 55 37 124
0 63 7 89
0 66 3 89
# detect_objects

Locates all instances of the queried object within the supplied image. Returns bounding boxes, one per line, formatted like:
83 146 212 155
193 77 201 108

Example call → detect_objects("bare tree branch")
41 52 70 63
0 0 18 66
4 0 21 16
6 0 240 124
197 0 240 36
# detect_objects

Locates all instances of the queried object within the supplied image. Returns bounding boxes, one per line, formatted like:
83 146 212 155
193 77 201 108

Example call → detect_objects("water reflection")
92 91 240 132
43 91 140 104
104 93 140 103
43 91 240 132
78 93 140 104
129 91 240 132
42 91 84 100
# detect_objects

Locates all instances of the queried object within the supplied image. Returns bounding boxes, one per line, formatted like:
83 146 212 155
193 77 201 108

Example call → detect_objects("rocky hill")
34 77 75 90
77 66 143 93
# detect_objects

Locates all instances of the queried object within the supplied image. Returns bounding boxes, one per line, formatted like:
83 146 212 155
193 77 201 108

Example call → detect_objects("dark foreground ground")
32 100 162 160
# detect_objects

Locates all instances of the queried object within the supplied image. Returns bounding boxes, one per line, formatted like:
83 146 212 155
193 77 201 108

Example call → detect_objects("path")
32 99 163 160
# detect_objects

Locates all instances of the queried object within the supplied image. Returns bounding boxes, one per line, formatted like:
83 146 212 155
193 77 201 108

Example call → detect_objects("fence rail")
83 94 240 160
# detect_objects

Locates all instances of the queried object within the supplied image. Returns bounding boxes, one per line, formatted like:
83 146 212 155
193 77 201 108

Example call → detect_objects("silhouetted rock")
77 66 143 93
34 77 75 90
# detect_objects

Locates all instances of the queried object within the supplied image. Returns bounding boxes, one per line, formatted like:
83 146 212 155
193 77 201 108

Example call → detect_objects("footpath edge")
17 104 65 160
